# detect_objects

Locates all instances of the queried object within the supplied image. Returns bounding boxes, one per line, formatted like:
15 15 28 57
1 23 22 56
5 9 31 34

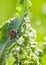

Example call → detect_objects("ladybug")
10 29 18 39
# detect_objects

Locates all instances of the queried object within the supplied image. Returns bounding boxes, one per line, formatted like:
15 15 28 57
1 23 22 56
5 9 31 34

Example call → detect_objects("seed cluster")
12 13 43 65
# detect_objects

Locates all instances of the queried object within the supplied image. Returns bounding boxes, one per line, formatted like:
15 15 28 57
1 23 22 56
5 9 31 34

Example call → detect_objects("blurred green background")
0 0 19 24
31 0 46 42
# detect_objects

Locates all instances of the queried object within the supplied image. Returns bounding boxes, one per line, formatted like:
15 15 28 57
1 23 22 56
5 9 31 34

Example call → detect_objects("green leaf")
0 15 24 64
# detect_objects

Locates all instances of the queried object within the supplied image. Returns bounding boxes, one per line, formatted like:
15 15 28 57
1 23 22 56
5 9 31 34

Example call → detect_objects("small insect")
10 29 18 39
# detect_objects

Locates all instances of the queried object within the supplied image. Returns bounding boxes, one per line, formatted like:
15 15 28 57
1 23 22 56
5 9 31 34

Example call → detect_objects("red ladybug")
10 29 18 38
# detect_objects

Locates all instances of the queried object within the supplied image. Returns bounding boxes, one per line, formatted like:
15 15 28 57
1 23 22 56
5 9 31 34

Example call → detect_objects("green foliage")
0 0 30 65
0 0 46 65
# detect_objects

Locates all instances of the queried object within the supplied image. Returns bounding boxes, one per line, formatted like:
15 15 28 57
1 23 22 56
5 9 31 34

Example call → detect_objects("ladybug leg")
10 37 12 39
17 31 19 33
